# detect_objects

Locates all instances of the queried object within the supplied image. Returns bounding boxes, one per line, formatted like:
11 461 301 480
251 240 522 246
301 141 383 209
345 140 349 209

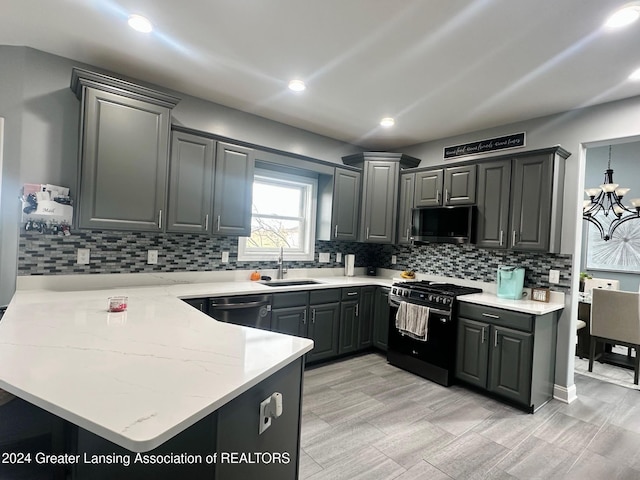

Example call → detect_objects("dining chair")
588 289 640 385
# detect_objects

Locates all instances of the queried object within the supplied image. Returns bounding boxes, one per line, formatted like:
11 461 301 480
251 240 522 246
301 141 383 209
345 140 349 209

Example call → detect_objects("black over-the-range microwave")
411 205 477 244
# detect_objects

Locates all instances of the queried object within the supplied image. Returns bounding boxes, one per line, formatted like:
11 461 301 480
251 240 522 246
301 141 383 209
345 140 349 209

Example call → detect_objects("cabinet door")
397 173 415 244
213 142 254 236
488 326 532 405
510 154 552 251
332 168 361 241
444 165 476 205
358 286 375 349
182 297 208 314
373 287 390 351
307 302 340 362
167 131 214 233
271 306 307 338
475 160 511 249
414 169 443 207
339 300 359 354
78 88 170 231
360 161 399 243
455 318 490 388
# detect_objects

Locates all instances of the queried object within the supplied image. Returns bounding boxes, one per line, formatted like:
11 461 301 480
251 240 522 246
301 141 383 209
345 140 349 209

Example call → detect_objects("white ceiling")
2 0 640 149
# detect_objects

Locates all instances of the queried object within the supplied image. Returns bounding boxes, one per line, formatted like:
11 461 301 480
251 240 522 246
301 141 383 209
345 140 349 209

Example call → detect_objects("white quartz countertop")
459 292 565 315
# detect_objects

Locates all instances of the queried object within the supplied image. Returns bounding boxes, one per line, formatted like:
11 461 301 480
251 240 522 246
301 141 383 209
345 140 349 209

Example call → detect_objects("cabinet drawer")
341 287 361 300
310 289 341 305
458 303 533 332
272 291 309 308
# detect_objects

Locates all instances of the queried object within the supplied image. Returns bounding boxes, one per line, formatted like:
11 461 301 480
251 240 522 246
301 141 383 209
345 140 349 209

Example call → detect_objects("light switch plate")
147 250 158 265
549 269 560 284
221 251 229 263
391 255 397 265
318 252 330 263
336 252 342 263
77 248 90 265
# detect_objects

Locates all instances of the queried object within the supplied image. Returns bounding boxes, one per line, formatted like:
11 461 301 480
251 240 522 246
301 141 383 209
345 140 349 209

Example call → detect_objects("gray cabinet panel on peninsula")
72 80 176 231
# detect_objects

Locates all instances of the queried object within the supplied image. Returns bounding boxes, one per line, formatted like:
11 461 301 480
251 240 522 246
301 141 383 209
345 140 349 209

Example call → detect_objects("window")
238 169 317 261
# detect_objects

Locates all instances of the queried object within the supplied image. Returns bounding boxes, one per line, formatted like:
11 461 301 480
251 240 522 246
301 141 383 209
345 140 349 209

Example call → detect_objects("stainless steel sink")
260 280 321 287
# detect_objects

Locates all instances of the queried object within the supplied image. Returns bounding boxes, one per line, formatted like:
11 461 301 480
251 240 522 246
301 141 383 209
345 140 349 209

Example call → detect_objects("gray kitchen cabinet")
342 152 420 244
271 291 309 338
167 131 215 233
331 167 361 241
414 165 476 207
455 302 556 412
213 142 255 236
182 297 208 314
475 148 568 252
397 173 415 244
308 302 341 362
71 68 180 231
373 287 390 351
339 287 361 354
358 286 375 349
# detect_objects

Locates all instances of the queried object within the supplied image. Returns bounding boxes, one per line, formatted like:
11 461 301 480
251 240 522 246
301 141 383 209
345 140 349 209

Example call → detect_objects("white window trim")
238 169 317 262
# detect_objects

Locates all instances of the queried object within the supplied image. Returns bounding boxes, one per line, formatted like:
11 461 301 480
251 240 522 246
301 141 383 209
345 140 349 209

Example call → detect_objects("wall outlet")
391 255 397 265
336 252 342 263
77 248 90 265
318 252 330 263
549 269 560 284
221 251 229 263
259 397 272 435
147 250 158 265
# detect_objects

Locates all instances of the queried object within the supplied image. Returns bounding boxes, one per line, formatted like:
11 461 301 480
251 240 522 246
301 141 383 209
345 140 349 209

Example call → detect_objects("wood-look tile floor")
299 353 640 480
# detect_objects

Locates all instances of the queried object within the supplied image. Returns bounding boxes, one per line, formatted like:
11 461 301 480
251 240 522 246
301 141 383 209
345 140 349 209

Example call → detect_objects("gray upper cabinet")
414 169 443 207
71 69 180 231
167 131 215 233
397 173 415 244
361 160 399 243
332 168 361 241
475 147 568 252
213 142 254 236
415 165 476 207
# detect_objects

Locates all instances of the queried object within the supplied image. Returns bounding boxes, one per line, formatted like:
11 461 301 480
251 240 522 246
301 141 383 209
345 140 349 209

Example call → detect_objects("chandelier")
583 145 640 241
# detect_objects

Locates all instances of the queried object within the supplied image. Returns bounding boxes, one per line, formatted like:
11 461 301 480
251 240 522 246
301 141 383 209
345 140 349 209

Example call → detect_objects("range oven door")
387 298 456 371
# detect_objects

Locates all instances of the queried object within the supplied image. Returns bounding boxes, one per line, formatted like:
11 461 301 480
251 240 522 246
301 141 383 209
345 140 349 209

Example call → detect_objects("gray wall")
0 46 363 305
581 142 640 291
401 97 640 397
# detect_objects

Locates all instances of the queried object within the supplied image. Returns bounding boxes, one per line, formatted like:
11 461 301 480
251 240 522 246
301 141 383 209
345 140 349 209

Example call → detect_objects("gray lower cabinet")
332 168 361 241
74 86 174 231
213 142 254 236
475 147 568 252
455 302 557 412
397 173 415 244
182 297 208 314
414 165 476 207
308 302 340 362
167 131 215 233
339 287 361 354
373 287 390 351
358 286 375 349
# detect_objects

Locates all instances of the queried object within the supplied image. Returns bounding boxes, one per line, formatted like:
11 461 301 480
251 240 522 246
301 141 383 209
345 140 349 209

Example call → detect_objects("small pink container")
108 296 128 312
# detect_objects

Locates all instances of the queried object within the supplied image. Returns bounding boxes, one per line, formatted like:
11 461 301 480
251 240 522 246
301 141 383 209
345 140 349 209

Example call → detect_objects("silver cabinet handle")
482 313 500 319
436 190 441 203
311 308 316 323
366 227 370 239
355 304 359 317
205 214 209 230
512 230 517 246
347 292 358 296
494 329 498 348
445 189 450 204
217 215 221 231
334 225 338 238
481 327 485 343
499 230 503 246
302 309 307 324
406 228 410 241
158 210 162 229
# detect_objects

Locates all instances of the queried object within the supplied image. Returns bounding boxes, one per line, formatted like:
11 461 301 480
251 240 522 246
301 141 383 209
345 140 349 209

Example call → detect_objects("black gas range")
387 280 482 386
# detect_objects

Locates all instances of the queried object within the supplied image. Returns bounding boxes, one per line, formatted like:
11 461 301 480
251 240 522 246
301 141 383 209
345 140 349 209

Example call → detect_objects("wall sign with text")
443 132 526 159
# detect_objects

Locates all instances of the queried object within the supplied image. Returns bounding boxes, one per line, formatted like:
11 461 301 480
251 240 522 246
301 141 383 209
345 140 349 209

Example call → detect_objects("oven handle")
388 298 450 316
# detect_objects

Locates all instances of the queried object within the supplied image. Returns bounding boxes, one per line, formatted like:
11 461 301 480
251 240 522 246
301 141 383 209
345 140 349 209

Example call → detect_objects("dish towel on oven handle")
395 301 430 341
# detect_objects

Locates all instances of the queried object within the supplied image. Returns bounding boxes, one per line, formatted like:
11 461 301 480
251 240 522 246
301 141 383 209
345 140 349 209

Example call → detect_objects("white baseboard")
553 383 577 403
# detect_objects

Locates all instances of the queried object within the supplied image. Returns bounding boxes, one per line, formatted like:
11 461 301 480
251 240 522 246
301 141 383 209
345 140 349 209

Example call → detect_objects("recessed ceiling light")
629 67 640 81
380 117 395 127
128 14 153 33
604 5 640 29
288 80 306 92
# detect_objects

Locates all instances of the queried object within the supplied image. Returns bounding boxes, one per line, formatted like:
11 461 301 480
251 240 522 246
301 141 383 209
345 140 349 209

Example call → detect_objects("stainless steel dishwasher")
208 294 272 330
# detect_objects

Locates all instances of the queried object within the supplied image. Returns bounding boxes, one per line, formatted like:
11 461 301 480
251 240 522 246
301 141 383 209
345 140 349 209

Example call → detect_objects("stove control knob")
428 295 434 302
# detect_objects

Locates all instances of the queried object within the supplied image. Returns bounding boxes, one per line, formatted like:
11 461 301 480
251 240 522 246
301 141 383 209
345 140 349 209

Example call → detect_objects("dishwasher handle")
209 299 271 310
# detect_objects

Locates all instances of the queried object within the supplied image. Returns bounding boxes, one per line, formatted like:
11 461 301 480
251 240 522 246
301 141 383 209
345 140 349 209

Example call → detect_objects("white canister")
345 254 355 276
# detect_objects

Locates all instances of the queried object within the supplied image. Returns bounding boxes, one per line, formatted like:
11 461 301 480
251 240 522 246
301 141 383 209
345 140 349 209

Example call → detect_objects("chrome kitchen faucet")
277 247 288 280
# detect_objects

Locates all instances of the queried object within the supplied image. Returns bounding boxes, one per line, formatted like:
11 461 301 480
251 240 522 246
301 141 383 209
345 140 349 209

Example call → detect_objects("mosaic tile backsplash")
19 231 572 291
